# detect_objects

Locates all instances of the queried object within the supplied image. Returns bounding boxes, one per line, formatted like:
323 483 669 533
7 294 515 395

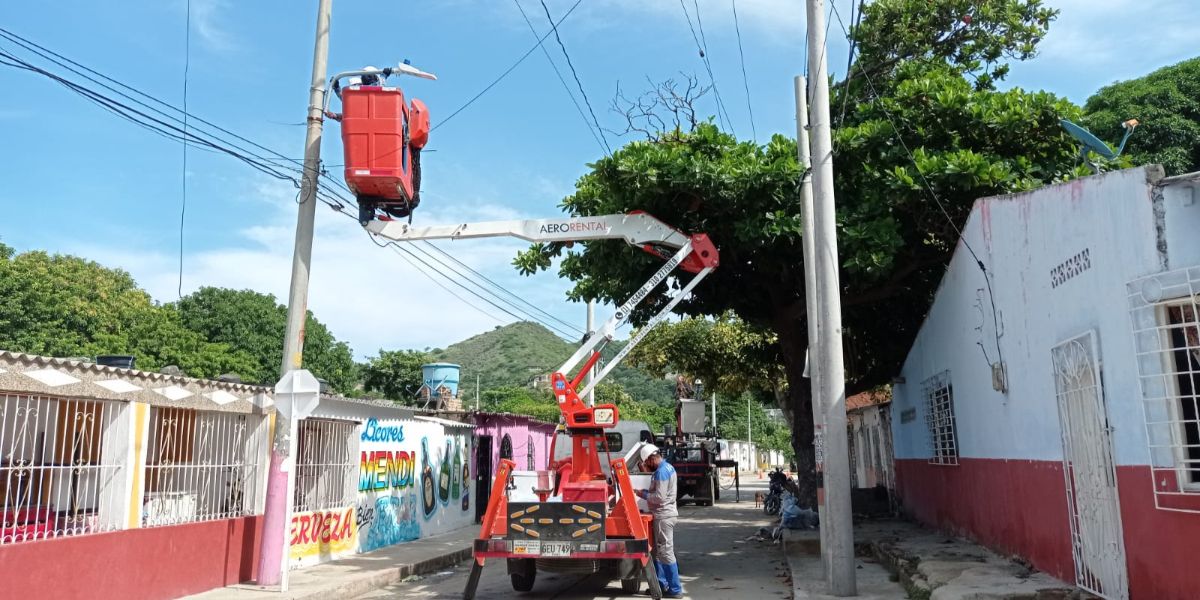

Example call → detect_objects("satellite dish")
1060 118 1139 173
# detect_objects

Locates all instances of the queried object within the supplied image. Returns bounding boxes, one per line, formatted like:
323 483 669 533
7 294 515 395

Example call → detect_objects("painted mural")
356 418 472 555
288 507 358 567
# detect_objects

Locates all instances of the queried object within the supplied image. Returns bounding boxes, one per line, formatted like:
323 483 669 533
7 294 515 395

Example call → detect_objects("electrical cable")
420 240 585 336
406 242 581 339
828 2 1005 369
730 0 757 141
690 0 735 131
431 0 584 132
510 0 607 155
179 0 191 299
678 0 734 134
536 0 611 155
2 28 581 339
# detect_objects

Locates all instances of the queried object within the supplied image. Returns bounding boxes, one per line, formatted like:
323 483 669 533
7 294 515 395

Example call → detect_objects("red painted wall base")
896 458 1200 600
0 515 263 600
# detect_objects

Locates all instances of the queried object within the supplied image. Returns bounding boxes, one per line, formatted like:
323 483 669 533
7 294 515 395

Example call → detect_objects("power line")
730 0 757 141
511 0 607 155
536 0 611 155
420 240 584 336
678 0 734 134
827 1 1005 369
179 0 191 299
432 0 584 132
1 28 582 340
406 241 581 339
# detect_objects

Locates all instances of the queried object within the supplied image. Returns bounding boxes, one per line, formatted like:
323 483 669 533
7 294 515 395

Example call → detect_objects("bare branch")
608 73 713 142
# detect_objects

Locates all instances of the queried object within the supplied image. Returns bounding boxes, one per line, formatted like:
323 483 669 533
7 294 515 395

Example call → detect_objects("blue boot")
654 560 669 594
663 562 683 598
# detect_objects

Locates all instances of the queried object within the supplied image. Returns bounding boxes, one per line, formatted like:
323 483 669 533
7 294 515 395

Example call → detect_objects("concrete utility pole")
586 300 596 405
795 74 831 571
711 391 717 432
258 0 333 589
476 374 481 410
806 0 856 594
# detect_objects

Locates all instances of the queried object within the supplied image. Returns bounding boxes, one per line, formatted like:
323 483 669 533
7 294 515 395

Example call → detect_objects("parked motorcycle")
763 468 791 516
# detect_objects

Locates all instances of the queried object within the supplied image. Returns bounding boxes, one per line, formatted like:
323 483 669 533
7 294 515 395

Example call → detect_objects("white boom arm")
366 213 715 404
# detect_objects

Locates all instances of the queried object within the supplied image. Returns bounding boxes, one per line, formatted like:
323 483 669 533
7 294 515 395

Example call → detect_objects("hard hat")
639 444 660 463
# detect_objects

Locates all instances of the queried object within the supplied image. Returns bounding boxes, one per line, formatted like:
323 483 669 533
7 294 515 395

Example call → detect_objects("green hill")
429 321 674 405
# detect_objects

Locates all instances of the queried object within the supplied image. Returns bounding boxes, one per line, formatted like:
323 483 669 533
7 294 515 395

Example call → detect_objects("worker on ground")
636 444 683 598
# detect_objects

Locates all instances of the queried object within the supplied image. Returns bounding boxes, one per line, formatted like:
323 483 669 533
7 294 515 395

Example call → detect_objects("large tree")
0 248 256 378
1084 56 1200 175
173 287 357 393
516 0 1083 506
360 349 430 403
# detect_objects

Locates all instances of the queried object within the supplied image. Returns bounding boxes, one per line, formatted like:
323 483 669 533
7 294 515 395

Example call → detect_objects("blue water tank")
421 362 461 397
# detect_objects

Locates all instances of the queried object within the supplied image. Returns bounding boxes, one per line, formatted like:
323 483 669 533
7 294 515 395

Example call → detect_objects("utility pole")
806 0 856 594
795 74 830 571
711 391 717 432
747 396 751 445
257 0 333 589
586 300 596 405
476 373 480 411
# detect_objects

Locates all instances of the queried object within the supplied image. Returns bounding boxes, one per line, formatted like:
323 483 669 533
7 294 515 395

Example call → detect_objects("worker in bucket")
636 444 684 598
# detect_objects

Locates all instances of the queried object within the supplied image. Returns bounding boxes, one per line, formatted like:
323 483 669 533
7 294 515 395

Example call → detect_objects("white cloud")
1037 0 1196 71
191 0 237 53
67 175 592 360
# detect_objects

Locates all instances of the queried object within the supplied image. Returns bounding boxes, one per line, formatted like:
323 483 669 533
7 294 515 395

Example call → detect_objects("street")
362 479 791 600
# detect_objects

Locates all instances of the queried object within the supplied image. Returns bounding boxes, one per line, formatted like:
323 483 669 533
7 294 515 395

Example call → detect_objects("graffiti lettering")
289 507 354 546
361 418 405 443
359 450 416 491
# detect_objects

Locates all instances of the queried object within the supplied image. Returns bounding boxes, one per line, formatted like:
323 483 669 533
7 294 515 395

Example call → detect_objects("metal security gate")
1052 331 1128 600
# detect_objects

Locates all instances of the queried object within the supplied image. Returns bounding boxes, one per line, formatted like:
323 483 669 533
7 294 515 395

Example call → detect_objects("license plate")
513 540 541 556
542 542 572 557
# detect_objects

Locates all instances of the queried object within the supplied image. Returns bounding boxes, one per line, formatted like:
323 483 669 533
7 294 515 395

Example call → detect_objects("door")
1052 331 1129 600
475 435 493 523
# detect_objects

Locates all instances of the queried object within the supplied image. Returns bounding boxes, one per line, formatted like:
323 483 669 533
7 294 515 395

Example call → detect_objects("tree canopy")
1084 56 1200 175
0 249 257 378
173 287 357 393
515 0 1085 506
360 349 430 403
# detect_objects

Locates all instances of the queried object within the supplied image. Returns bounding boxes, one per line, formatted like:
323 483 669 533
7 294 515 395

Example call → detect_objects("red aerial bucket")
338 85 429 220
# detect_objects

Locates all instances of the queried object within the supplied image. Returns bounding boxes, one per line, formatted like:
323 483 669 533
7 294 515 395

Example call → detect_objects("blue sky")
1 0 1196 359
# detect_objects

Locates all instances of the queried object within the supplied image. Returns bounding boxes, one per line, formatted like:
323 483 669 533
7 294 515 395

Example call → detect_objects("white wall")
893 167 1185 467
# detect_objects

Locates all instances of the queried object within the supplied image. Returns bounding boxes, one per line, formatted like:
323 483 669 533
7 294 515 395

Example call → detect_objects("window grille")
1 394 126 544
294 418 357 513
1128 266 1200 511
143 407 267 526
499 434 512 460
526 435 535 471
923 371 959 465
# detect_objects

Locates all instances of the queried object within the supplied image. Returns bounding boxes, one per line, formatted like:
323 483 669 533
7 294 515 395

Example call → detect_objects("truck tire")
621 577 641 593
511 571 536 592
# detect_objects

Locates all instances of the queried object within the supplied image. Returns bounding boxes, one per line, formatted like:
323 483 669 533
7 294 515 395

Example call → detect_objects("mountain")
429 321 674 405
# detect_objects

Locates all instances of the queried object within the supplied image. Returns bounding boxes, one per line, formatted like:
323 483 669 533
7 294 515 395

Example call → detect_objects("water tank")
96 355 136 369
421 363 460 397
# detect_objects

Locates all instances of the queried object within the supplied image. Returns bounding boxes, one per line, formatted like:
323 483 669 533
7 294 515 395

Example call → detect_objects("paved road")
364 478 790 600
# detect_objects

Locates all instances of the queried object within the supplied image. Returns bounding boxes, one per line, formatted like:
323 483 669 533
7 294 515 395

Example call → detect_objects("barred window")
924 371 959 466
294 418 357 513
143 407 267 526
1 395 127 544
1129 267 1200 509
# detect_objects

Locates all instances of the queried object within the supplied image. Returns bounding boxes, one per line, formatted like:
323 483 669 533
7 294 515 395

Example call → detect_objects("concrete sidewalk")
781 520 1091 600
184 527 475 600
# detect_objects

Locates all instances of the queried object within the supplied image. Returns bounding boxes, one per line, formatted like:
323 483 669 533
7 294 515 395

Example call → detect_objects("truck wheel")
643 562 663 599
621 577 641 593
511 571 536 592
